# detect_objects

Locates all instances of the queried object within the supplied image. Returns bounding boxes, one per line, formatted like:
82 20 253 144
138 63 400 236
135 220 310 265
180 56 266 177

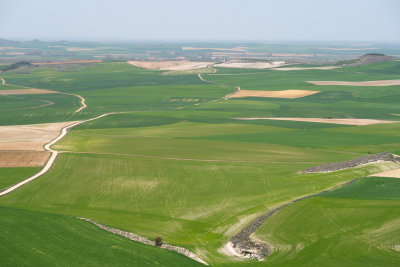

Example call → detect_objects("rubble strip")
78 217 208 265
301 152 400 173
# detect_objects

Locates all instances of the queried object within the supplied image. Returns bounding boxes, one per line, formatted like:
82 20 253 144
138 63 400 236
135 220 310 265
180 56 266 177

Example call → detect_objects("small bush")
155 236 163 247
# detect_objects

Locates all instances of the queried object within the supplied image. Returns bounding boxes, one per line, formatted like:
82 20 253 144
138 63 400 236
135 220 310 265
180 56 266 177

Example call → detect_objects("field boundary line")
197 73 240 102
224 86 240 99
79 217 208 265
60 151 324 164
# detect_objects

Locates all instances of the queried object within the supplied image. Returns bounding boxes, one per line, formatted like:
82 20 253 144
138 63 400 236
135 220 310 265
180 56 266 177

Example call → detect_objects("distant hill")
0 38 19 45
339 53 397 66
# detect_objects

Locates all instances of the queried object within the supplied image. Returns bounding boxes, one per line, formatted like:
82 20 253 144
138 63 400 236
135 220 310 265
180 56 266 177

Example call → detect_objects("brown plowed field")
229 90 320 99
31 60 102 65
306 79 400 86
127 61 213 70
0 151 50 167
235 117 398 126
0 89 57 95
0 121 79 151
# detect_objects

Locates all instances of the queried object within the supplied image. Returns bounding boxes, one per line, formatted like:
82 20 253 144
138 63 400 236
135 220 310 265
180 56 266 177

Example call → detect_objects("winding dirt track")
0 113 115 197
61 93 87 112
0 110 209 263
0 77 86 113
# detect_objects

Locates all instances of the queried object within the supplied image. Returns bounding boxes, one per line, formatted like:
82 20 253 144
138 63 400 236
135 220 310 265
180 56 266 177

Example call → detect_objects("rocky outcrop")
343 54 397 66
301 152 400 173
228 153 400 260
229 193 319 260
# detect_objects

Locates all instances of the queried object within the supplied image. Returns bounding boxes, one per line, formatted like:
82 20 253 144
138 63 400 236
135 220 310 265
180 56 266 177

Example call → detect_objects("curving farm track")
0 112 115 197
0 77 86 113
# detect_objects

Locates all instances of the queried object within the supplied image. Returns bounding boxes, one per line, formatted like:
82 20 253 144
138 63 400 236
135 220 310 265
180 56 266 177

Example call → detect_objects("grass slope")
0 167 40 190
253 177 400 266
0 62 231 125
0 206 201 266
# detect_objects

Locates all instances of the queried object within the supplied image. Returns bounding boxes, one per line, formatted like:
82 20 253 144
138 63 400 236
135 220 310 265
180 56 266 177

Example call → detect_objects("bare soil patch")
229 90 320 99
274 66 340 71
216 62 285 69
272 53 314 57
0 151 50 167
4 52 25 56
235 117 398 126
370 168 400 178
66 48 95 51
0 121 79 151
0 89 57 95
320 47 377 51
31 60 102 65
182 46 246 52
127 61 213 70
306 79 400 86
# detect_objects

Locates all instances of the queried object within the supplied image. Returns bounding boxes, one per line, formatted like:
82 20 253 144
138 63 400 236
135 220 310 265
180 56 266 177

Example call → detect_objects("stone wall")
78 217 208 265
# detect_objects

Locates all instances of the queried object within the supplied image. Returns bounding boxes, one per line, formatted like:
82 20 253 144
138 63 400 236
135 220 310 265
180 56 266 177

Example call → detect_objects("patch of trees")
2 61 32 71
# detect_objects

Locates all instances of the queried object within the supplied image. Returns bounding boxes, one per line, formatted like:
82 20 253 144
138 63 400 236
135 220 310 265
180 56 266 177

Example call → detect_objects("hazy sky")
1 0 399 42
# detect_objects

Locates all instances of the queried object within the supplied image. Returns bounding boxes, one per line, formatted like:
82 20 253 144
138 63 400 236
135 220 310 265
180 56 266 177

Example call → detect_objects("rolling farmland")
1 54 400 265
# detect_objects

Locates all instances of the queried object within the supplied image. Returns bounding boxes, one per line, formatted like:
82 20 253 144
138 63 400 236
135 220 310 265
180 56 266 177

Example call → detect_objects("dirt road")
0 112 115 197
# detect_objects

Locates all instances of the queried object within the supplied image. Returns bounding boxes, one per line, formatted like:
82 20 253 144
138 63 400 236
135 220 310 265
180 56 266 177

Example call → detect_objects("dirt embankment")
234 117 398 126
31 60 102 65
127 61 213 71
301 152 400 173
307 79 400 86
273 66 340 71
215 62 285 69
228 90 320 99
